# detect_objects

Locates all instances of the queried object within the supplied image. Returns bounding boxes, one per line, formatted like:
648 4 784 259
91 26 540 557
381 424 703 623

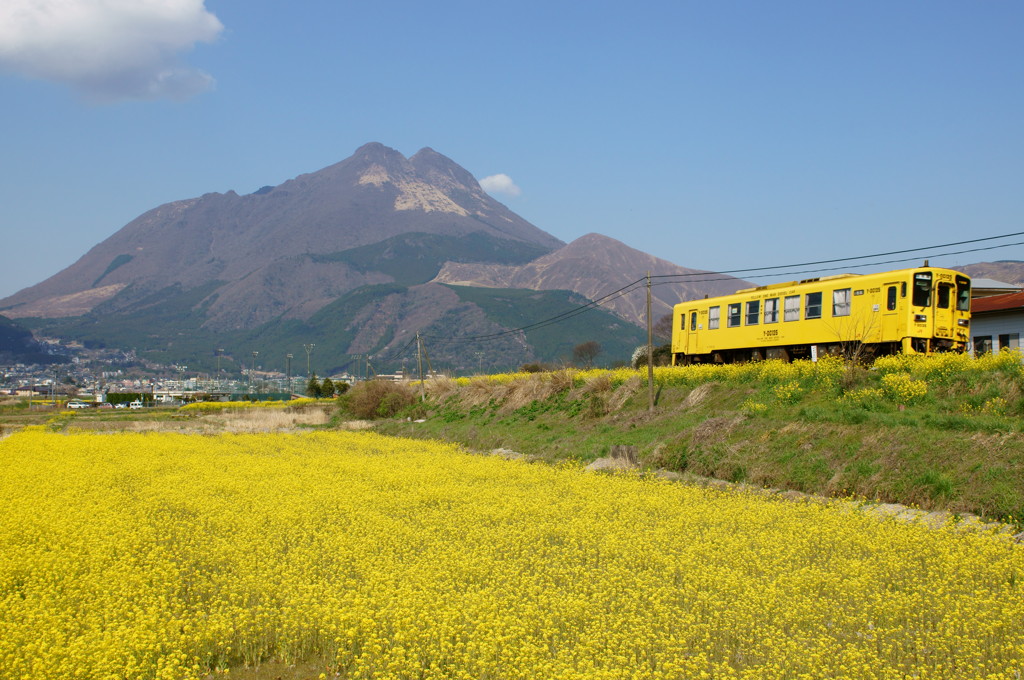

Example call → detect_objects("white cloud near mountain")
479 174 522 198
0 0 223 102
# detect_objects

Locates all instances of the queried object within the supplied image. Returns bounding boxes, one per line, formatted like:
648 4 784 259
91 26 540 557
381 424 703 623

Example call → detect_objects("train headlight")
914 314 927 323
958 319 969 327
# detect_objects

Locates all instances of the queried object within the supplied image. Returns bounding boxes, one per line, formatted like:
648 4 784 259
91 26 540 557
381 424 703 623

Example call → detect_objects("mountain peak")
353 141 402 158
410 147 479 189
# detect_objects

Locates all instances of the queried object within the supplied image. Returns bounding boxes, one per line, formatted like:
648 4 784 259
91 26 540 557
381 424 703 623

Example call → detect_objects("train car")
671 266 971 364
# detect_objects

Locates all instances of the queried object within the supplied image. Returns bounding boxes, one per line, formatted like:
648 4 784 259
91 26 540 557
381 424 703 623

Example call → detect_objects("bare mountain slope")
955 261 1024 287
434 233 749 326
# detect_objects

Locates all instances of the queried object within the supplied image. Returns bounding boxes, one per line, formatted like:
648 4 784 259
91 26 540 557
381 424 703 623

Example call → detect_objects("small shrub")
880 372 928 405
772 381 803 405
346 381 416 419
741 399 768 414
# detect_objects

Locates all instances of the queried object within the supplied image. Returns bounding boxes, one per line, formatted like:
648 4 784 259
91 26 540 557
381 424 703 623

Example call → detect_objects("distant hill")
0 143 743 372
434 233 747 327
954 261 1024 287
0 315 61 365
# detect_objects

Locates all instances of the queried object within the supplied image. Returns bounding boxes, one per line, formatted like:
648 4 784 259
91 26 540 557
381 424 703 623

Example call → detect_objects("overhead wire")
649 240 1024 289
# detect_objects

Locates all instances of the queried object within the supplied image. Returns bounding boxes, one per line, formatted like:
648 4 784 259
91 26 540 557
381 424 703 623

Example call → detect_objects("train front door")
933 276 957 348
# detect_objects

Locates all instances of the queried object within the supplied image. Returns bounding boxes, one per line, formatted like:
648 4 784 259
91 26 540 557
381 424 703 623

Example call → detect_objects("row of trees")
305 375 349 398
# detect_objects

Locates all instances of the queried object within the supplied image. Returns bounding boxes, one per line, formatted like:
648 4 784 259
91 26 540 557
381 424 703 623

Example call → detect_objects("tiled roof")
972 291 1024 314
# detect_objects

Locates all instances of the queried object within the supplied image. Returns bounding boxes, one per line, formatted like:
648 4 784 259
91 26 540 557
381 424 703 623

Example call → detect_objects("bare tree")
572 341 602 368
653 312 674 343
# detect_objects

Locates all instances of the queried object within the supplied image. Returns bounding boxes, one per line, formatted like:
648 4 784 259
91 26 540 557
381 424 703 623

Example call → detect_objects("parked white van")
129 400 144 409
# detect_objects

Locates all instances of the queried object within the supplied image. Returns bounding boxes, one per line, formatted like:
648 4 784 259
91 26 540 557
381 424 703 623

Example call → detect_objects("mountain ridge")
433 232 747 326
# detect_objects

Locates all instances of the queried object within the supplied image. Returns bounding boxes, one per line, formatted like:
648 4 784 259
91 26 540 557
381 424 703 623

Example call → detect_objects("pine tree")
306 373 322 398
321 377 335 398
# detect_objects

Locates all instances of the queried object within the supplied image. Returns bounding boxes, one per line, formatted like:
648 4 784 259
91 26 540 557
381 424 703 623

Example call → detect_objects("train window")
745 300 760 325
690 311 698 331
708 306 720 330
764 298 779 324
937 283 952 309
784 295 800 321
913 272 932 307
727 303 741 327
832 289 851 317
680 314 686 330
805 292 822 319
956 277 971 311
886 286 897 311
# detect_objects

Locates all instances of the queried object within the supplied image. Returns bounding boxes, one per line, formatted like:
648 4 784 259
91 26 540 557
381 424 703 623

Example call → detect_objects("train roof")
735 273 856 294
677 265 970 306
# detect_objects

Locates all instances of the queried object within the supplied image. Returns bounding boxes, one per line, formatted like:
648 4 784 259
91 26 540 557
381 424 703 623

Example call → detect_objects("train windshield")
956 276 971 312
912 272 932 307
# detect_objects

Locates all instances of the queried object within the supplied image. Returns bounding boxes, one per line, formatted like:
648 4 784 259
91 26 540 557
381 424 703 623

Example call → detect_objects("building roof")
972 290 1024 314
970 278 1022 299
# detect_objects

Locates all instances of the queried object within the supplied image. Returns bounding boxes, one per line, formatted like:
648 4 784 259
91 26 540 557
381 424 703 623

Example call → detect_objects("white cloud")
0 0 223 102
479 173 522 198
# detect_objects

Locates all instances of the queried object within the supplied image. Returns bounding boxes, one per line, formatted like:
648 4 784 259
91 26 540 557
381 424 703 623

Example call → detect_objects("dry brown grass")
459 378 502 408
501 375 564 412
64 407 333 434
606 376 642 412
681 382 716 410
424 376 459 400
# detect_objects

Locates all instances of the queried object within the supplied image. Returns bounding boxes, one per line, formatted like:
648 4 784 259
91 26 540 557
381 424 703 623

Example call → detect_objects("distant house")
970 291 1024 356
970 278 1021 299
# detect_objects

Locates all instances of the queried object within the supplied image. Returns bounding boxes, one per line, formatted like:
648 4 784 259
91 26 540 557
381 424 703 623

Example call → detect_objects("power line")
651 230 1024 280
650 240 1024 288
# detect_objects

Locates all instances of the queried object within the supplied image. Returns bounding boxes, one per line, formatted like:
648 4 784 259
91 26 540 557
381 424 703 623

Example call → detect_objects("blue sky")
1 1 1022 300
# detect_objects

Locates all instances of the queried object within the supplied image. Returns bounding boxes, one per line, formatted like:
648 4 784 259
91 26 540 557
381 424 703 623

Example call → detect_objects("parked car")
129 400 144 409
67 401 89 409
114 403 127 409
97 402 114 409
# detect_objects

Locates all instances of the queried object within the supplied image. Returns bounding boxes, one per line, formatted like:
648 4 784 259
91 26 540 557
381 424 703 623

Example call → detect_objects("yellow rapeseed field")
1 429 1022 679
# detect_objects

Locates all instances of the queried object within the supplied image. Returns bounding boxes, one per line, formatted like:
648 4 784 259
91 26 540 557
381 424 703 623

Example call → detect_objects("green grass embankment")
372 353 1024 524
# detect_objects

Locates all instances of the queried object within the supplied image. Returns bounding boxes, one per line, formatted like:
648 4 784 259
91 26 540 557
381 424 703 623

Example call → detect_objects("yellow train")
671 266 971 363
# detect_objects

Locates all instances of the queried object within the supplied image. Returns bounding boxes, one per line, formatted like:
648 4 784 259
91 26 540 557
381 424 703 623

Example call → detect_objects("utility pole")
416 333 425 401
215 348 224 387
286 353 293 396
647 271 655 413
250 351 259 396
304 344 315 379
